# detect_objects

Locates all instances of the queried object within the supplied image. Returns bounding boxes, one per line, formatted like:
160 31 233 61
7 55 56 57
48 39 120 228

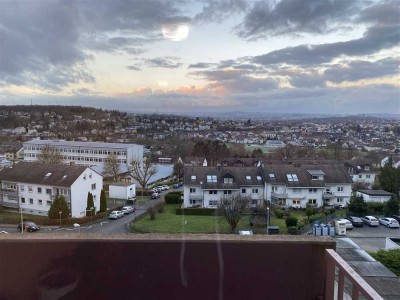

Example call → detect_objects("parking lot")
342 224 399 252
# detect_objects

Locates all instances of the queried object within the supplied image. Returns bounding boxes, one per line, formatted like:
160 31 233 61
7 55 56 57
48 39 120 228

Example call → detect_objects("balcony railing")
0 189 17 197
271 192 288 198
323 192 335 199
325 249 383 300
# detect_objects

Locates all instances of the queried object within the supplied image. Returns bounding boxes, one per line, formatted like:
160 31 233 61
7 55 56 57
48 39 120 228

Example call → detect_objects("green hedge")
176 208 220 216
165 192 183 204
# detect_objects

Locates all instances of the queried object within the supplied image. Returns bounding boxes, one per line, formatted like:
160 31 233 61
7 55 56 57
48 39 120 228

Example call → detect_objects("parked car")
162 185 169 190
151 192 160 199
334 203 346 209
379 217 400 228
109 211 124 219
392 215 400 222
121 206 135 214
347 216 364 227
361 216 379 227
17 221 40 232
338 219 353 230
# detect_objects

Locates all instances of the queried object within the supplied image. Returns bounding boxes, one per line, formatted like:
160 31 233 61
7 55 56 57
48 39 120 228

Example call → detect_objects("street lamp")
19 188 24 234
59 211 62 227
266 207 270 235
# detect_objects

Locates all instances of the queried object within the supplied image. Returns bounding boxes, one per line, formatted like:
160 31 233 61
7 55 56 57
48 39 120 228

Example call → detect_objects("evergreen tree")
48 195 70 219
379 157 400 194
348 195 368 215
384 195 400 217
86 192 95 216
100 189 107 213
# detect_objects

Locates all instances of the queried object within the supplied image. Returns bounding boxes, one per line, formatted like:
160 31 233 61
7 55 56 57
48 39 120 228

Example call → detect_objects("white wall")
18 182 57 216
109 183 136 200
356 191 391 203
70 168 103 217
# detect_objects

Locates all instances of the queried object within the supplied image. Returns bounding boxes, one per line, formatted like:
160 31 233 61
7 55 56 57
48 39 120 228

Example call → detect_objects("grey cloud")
194 0 248 23
252 24 400 66
359 0 400 25
324 58 400 83
188 62 217 69
289 73 326 88
126 65 142 71
146 57 182 68
235 0 361 39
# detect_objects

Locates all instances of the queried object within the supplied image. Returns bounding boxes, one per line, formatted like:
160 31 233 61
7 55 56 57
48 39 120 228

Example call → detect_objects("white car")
379 217 400 228
121 206 135 214
109 211 124 220
361 216 379 227
162 185 169 190
338 219 353 230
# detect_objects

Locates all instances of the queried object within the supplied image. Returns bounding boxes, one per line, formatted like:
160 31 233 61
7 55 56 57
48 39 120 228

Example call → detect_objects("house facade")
263 163 353 209
0 162 103 217
356 189 393 203
183 166 265 208
23 139 143 167
344 160 376 189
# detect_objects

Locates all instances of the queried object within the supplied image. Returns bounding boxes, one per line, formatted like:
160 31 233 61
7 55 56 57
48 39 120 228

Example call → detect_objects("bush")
176 208 219 216
309 214 322 224
147 206 157 220
369 249 400 276
283 211 291 217
367 202 384 215
274 209 284 218
285 216 298 228
165 192 183 204
287 226 300 235
156 201 166 213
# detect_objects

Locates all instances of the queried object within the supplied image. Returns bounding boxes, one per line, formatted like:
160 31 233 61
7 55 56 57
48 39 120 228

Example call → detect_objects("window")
256 176 262 181
189 199 196 204
190 188 196 193
337 198 343 203
47 201 52 206
38 200 43 206
89 173 92 179
20 185 24 191
207 175 217 183
337 187 344 192
366 175 371 179
83 174 87 180
308 199 316 204
46 189 52 195
365 166 370 170
223 177 233 184
191 175 196 181
312 175 318 180
37 187 42 193
308 188 317 193
252 188 258 194
208 190 217 194
28 186 32 192
29 198 33 204
21 197 25 204
286 174 299 182
251 200 258 205
272 186 278 192
358 175 362 179
293 200 300 204
91 183 96 190
246 175 251 180
223 190 232 195
209 200 218 206
241 189 246 194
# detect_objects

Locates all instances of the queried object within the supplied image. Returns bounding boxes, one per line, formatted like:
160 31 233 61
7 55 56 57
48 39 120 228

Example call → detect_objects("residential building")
0 162 102 217
264 163 353 208
344 160 376 189
265 140 285 148
356 189 393 203
183 166 265 208
109 182 136 201
23 139 143 167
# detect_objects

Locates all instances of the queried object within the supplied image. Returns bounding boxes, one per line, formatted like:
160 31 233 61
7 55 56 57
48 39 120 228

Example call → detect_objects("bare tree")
173 158 184 181
103 154 119 182
38 144 63 164
129 158 157 189
218 194 251 232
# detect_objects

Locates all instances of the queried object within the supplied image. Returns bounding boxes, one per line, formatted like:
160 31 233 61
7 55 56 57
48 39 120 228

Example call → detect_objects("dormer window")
246 175 251 180
207 175 217 183
365 166 369 170
224 177 233 184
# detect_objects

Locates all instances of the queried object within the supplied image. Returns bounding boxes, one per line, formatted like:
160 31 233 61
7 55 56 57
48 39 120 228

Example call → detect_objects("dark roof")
218 158 262 167
344 160 375 174
184 166 264 189
263 163 353 187
0 162 88 187
356 189 393 196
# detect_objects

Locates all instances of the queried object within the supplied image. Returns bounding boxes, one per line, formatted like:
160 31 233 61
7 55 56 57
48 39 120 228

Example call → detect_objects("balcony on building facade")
0 188 18 197
0 235 388 299
323 191 336 199
271 192 288 199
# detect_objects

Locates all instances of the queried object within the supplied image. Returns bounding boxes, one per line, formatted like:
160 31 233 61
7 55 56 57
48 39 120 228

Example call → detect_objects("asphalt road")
0 192 169 235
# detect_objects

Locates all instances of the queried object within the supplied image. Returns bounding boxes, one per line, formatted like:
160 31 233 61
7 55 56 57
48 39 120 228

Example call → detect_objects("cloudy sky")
0 0 399 115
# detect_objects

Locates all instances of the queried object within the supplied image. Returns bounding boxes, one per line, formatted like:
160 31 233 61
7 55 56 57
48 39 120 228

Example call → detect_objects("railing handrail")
325 249 383 300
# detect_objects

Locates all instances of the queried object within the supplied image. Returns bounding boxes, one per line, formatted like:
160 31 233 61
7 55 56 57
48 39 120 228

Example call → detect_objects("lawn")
131 204 254 233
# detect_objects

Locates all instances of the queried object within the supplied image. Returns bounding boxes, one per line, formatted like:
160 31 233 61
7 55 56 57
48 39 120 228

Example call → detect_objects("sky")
0 0 399 115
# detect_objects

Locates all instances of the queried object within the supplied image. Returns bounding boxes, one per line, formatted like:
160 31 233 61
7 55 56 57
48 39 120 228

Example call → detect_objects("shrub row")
165 192 183 204
176 208 220 216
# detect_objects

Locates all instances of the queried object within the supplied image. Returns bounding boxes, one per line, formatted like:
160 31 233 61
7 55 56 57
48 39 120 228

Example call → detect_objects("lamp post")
59 211 62 227
266 207 270 234
19 186 24 234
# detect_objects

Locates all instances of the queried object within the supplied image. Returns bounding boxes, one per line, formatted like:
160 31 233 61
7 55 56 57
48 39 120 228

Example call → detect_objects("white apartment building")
344 160 376 189
264 163 353 208
23 139 143 167
0 162 103 217
183 166 265 208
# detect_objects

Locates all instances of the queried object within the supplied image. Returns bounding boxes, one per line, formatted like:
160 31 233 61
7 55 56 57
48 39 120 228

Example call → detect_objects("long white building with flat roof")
23 140 143 167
